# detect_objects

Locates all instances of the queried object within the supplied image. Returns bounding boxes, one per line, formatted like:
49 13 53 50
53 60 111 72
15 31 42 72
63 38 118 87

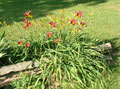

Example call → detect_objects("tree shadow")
0 0 107 26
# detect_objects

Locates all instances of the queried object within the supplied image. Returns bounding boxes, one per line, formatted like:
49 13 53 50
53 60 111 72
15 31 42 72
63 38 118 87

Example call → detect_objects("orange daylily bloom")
24 19 29 24
80 22 85 27
46 32 52 38
18 40 22 45
24 11 32 18
49 21 56 27
75 11 82 17
25 42 30 47
54 38 60 43
70 19 77 25
24 22 32 29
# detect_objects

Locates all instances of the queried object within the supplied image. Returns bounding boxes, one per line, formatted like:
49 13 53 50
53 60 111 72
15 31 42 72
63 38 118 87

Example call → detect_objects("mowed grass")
0 0 120 45
0 0 120 88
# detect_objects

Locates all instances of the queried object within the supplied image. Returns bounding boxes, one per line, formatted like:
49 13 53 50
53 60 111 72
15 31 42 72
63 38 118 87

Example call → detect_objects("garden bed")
0 43 112 88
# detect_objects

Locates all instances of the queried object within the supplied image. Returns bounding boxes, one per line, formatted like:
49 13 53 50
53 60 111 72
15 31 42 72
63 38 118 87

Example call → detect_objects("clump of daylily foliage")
3 10 109 89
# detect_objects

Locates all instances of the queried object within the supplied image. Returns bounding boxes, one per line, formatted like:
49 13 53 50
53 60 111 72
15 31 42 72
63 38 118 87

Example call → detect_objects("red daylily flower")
25 42 30 47
80 22 85 27
75 11 82 17
24 19 29 24
70 19 77 25
24 11 32 18
54 38 60 43
49 21 56 27
24 22 32 29
46 32 52 38
18 40 22 45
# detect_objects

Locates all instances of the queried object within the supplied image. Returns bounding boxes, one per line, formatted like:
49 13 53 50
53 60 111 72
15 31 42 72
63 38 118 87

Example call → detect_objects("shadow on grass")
0 0 107 26
102 38 120 71
102 38 120 89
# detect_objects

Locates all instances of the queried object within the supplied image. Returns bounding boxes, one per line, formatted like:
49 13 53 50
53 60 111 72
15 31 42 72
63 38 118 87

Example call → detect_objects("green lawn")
0 0 120 88
0 0 120 44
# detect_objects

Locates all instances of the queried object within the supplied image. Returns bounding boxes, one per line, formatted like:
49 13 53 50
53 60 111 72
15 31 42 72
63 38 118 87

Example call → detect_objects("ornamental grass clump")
7 30 107 89
5 10 108 89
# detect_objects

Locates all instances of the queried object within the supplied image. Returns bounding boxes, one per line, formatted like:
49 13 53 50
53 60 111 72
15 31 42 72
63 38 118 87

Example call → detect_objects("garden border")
0 43 112 88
